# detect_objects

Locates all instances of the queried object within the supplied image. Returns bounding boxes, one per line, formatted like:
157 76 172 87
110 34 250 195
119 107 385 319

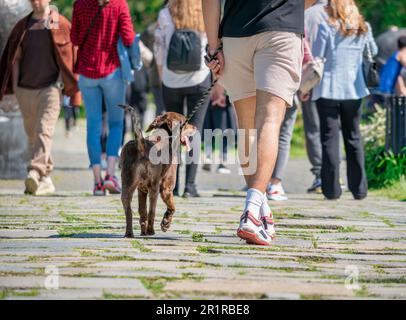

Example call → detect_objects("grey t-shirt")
220 0 305 38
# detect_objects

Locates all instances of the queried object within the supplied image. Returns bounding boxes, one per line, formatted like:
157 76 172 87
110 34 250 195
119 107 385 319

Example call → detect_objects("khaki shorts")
219 31 304 106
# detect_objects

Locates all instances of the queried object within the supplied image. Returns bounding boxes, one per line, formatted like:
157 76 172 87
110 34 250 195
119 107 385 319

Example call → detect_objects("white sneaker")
267 184 288 201
35 176 55 196
202 157 212 172
24 170 40 195
260 215 276 240
237 211 273 246
216 164 231 174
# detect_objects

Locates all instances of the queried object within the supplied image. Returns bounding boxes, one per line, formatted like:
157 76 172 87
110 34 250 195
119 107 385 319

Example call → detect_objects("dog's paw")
160 220 171 232
146 228 155 236
124 231 135 238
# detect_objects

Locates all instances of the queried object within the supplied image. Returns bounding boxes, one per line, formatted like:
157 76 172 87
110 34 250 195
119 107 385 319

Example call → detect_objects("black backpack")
167 29 202 73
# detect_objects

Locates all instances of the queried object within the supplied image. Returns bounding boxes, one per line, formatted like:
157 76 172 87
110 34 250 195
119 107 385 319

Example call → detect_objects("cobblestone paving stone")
0 121 405 300
0 191 405 300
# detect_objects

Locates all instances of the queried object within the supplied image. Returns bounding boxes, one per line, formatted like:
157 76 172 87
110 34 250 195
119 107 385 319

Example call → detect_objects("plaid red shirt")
71 0 135 79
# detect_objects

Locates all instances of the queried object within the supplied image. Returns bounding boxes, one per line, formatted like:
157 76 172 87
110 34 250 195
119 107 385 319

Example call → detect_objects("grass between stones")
102 291 145 299
0 288 40 299
131 240 152 252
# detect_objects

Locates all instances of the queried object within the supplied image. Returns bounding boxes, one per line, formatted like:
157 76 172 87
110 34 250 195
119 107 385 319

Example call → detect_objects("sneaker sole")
237 228 271 246
25 177 39 195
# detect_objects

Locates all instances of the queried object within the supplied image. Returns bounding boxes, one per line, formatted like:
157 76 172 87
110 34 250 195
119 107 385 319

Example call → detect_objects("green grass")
131 240 152 253
196 246 219 254
337 226 364 233
0 289 39 299
192 232 205 242
102 291 145 299
371 178 406 202
355 285 376 297
380 217 395 228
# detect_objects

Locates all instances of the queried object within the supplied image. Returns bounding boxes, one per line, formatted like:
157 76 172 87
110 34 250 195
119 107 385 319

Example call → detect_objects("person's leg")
202 101 214 171
301 98 323 189
316 98 342 200
212 103 231 164
14 86 41 193
33 85 61 177
270 104 298 183
162 84 185 195
78 75 104 185
30 85 61 195
151 85 165 116
339 99 368 199
101 69 126 190
184 77 211 196
268 103 298 200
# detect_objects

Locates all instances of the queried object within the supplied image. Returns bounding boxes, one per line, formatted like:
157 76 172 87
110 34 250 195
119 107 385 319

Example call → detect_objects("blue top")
312 21 378 101
379 52 403 94
117 34 143 85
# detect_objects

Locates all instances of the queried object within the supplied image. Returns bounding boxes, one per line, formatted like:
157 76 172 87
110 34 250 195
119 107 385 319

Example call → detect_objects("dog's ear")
146 114 169 132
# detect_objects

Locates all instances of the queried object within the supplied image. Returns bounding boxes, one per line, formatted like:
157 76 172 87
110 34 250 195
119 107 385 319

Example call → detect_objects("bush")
362 104 406 189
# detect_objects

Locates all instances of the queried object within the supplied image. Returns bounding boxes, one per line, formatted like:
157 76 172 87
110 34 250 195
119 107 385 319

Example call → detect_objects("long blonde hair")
326 0 368 36
168 0 205 32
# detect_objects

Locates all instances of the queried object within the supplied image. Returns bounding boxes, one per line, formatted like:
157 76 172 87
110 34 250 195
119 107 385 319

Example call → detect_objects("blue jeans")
78 68 125 167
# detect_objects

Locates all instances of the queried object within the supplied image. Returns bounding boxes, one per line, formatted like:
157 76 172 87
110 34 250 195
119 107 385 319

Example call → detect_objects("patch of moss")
131 240 152 253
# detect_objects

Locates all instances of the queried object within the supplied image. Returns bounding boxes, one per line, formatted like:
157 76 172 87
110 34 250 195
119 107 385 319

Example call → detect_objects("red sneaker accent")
237 229 271 246
104 175 121 194
240 211 262 227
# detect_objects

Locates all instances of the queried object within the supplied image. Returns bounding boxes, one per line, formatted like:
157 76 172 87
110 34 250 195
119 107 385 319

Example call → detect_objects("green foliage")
52 0 166 31
357 0 406 35
362 105 406 189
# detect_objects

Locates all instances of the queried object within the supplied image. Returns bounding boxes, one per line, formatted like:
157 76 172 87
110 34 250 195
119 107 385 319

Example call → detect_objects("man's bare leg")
233 91 287 244
234 91 287 192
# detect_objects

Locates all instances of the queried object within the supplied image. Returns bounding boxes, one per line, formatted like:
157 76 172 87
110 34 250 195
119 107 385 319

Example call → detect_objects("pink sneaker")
104 175 121 194
93 182 105 196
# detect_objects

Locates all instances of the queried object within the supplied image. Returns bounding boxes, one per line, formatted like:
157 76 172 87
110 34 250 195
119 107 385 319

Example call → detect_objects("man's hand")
299 91 310 102
205 48 225 77
210 83 227 107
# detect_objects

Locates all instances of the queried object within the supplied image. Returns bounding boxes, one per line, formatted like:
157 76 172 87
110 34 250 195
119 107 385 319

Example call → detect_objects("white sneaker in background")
267 183 288 201
35 176 55 196
24 170 40 195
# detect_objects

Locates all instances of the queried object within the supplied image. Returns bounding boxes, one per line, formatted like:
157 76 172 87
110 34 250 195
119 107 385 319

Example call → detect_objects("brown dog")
119 106 197 238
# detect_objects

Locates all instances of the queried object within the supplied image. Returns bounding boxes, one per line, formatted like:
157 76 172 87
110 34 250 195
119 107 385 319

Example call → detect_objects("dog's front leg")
138 189 148 236
122 185 136 238
160 189 175 232
147 185 160 235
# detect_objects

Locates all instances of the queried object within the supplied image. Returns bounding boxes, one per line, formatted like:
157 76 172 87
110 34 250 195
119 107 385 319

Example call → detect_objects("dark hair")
398 36 406 50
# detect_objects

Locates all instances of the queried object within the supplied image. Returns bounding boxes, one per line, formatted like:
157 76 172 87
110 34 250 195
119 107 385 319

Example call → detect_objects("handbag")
363 40 380 88
299 56 326 94
74 3 106 72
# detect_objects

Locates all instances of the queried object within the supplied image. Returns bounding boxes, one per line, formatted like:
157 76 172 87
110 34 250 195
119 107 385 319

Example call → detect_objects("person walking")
202 83 236 175
154 0 211 198
0 0 81 196
203 0 317 245
312 0 378 200
379 36 406 96
267 36 314 201
301 0 329 193
71 0 135 196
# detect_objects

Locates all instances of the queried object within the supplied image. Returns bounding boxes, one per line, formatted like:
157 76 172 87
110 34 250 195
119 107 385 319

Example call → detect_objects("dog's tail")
117 104 145 156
